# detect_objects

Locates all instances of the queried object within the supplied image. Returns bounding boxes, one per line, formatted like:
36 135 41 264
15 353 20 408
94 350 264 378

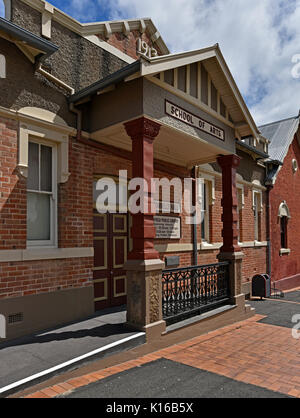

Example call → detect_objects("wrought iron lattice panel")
162 262 230 324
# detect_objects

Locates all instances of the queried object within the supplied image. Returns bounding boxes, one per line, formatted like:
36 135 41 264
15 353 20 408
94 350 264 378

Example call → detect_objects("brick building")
261 115 300 290
0 0 271 341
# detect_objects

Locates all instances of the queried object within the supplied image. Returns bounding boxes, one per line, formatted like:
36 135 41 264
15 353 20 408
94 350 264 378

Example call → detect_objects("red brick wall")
0 116 26 250
270 136 300 283
0 115 268 300
0 257 93 299
98 30 163 61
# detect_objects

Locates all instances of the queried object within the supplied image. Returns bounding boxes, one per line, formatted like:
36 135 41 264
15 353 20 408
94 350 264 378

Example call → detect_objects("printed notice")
154 216 181 239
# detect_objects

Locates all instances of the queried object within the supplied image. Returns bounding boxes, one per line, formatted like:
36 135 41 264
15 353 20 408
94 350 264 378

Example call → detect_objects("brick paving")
22 313 300 398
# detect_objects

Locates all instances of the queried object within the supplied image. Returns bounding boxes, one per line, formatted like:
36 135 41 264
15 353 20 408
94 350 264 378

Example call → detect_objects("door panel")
93 211 128 311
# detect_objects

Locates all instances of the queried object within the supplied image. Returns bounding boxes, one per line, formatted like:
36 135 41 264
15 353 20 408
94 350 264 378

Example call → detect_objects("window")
200 181 210 242
237 187 244 242
280 216 288 249
292 159 298 173
278 201 290 252
253 192 262 241
27 140 57 246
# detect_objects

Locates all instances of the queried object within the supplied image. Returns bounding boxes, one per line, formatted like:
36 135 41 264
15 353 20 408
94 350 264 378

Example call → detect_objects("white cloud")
103 0 300 126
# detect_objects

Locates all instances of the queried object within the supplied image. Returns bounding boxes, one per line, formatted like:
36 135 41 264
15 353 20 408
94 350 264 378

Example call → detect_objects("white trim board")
0 247 94 262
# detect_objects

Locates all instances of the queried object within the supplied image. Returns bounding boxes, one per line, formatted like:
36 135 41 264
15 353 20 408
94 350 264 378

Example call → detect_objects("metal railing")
162 262 230 324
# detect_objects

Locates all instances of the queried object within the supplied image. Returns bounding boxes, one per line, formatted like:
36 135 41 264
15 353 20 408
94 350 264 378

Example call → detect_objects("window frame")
26 137 57 248
253 190 262 242
200 179 210 243
280 216 288 250
236 185 244 243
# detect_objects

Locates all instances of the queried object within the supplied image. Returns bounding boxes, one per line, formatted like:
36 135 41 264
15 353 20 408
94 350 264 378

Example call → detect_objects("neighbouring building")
261 115 300 291
0 0 272 341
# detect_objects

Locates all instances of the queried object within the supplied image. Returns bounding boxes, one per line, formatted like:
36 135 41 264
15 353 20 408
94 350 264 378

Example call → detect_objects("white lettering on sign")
165 100 225 141
154 216 181 239
137 39 158 59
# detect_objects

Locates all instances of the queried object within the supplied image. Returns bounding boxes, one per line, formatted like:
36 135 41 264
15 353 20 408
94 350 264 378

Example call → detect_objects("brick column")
217 154 241 253
124 117 160 261
217 154 244 306
124 117 166 339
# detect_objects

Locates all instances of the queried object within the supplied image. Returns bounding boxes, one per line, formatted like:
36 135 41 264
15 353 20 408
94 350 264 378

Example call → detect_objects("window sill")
200 242 222 251
280 249 291 256
253 240 268 247
0 247 94 262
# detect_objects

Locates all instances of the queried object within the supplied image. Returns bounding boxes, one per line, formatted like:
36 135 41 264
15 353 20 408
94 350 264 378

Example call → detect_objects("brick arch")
278 201 291 219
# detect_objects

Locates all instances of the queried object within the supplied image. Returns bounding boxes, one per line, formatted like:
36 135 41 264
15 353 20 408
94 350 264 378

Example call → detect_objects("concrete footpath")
20 289 300 399
0 306 145 396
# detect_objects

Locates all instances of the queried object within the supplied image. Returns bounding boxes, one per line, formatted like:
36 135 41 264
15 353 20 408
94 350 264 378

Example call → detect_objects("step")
165 305 236 333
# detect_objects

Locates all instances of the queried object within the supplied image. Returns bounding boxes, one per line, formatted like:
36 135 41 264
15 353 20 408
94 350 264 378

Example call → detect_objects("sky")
2 0 300 126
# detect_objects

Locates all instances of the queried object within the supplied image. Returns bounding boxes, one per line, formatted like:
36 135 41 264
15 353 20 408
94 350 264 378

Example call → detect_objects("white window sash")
27 139 57 248
199 181 210 242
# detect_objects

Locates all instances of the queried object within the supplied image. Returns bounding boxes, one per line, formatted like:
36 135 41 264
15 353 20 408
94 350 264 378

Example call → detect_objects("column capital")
217 154 241 169
124 117 161 141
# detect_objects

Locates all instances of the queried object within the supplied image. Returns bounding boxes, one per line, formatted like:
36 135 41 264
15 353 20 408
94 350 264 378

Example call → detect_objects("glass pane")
201 183 206 240
27 142 39 190
203 183 207 209
27 192 51 241
41 145 52 192
201 216 206 240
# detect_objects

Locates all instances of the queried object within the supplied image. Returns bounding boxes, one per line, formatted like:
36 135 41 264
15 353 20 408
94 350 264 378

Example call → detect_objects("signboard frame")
154 215 182 240
165 99 225 141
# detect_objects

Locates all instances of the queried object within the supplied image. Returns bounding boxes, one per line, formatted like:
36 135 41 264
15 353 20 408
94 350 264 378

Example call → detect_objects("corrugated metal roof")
259 115 299 163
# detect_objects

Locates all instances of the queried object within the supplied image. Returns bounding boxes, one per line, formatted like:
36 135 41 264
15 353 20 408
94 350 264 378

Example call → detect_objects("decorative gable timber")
140 45 261 141
18 0 169 63
152 62 234 127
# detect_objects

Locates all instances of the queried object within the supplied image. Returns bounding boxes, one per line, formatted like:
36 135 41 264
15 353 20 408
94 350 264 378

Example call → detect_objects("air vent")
8 312 23 324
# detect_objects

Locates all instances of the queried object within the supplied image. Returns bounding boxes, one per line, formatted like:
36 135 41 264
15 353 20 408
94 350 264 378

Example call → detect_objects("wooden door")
93 211 128 311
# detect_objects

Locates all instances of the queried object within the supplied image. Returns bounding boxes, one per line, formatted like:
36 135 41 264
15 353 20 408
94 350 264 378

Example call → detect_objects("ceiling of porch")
90 120 230 168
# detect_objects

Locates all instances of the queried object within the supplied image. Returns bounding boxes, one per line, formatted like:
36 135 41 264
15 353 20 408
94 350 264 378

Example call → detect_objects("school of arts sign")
165 100 225 141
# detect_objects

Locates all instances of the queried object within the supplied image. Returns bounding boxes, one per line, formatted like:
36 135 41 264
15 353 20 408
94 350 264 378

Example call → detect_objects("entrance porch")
88 114 248 339
69 46 261 339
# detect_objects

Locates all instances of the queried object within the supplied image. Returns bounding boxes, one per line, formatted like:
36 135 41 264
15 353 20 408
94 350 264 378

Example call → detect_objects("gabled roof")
259 115 300 163
0 17 58 61
140 44 261 139
70 43 261 141
19 0 169 59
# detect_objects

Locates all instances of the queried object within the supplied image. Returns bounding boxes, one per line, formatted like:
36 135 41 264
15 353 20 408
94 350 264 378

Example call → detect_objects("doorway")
93 175 129 311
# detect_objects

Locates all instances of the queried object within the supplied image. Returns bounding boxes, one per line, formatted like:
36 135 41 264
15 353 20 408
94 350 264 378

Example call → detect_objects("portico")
69 44 262 338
